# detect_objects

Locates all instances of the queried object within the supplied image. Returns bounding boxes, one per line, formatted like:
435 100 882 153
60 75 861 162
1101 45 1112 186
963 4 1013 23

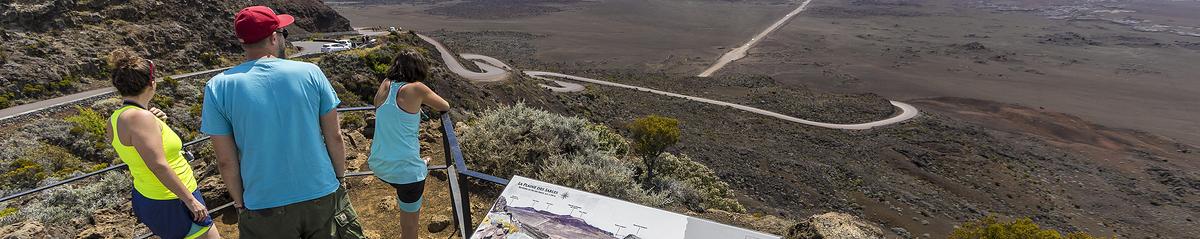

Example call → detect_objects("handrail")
0 107 378 202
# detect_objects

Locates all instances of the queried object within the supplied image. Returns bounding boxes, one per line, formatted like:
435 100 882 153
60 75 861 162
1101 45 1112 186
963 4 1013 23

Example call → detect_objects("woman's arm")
372 80 391 107
123 110 207 222
417 83 450 111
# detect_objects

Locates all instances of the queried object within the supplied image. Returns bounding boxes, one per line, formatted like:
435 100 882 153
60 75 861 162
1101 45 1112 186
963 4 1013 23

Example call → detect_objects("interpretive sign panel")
470 176 780 239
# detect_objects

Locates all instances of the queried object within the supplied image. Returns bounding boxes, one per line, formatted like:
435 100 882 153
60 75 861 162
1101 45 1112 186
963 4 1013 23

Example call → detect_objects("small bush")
951 216 1103 239
49 75 78 91
342 113 366 130
0 207 16 219
0 171 131 232
462 104 665 205
199 52 221 67
0 158 46 190
65 106 106 138
162 76 179 89
627 115 680 182
653 153 745 213
539 153 667 206
21 84 45 97
152 94 175 108
65 106 109 156
189 104 203 118
0 144 87 191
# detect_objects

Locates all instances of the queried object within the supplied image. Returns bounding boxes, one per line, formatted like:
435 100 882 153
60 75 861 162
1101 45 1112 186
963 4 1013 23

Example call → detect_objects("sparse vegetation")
462 104 668 206
342 113 367 130
461 104 748 212
64 106 110 157
0 171 131 237
0 207 16 219
652 153 745 212
198 52 222 67
627 115 680 182
0 94 10 108
0 144 86 191
951 216 1103 239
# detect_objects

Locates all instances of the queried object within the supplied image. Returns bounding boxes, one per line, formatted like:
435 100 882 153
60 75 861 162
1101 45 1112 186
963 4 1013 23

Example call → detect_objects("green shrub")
21 84 45 97
162 76 179 89
654 153 745 213
0 207 16 219
951 216 1103 239
152 94 175 108
461 104 666 206
0 50 7 63
0 95 9 108
0 158 46 190
65 106 107 140
0 171 131 233
0 144 87 191
342 113 366 130
627 115 680 182
586 123 629 157
65 106 110 157
49 75 79 91
199 52 221 67
189 104 203 118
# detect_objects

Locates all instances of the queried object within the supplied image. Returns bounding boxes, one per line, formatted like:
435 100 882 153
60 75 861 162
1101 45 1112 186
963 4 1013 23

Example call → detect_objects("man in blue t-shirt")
200 6 364 238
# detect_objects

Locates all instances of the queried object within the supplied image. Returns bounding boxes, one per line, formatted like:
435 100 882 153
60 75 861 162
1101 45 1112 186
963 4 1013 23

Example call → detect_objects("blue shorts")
131 189 213 239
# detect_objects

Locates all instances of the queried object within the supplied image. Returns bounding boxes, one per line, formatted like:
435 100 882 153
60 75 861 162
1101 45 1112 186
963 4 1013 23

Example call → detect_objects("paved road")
0 67 231 121
416 34 510 82
698 0 816 77
414 34 919 129
0 46 325 121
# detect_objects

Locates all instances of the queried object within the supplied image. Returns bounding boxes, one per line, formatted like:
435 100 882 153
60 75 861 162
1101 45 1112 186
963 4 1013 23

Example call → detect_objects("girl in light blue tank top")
368 51 450 239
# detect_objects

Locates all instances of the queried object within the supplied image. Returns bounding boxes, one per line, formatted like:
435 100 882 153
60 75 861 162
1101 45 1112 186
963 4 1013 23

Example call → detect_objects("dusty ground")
332 0 794 73
722 0 1200 146
325 0 1200 236
333 0 1200 147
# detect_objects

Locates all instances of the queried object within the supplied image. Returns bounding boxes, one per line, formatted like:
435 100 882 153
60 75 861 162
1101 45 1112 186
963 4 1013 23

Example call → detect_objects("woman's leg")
199 227 222 239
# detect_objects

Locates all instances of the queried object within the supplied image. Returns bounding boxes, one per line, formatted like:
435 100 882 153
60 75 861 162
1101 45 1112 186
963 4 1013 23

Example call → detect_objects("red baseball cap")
234 6 294 44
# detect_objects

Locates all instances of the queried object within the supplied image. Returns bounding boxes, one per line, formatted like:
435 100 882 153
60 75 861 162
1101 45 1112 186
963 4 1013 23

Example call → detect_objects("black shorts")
389 180 426 212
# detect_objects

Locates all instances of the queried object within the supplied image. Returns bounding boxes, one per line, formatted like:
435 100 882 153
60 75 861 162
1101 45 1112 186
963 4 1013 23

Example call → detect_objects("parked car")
321 43 351 53
335 39 354 49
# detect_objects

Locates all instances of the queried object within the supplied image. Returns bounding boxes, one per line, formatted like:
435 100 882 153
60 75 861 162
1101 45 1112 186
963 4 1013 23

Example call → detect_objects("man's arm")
211 135 245 209
319 110 346 179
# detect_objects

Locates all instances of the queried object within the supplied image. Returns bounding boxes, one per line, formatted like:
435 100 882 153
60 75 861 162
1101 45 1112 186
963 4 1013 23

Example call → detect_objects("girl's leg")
391 180 427 239
399 210 421 239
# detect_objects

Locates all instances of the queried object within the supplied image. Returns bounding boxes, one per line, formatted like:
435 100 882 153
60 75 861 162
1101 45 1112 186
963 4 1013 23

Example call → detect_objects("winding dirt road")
417 34 919 130
0 29 917 130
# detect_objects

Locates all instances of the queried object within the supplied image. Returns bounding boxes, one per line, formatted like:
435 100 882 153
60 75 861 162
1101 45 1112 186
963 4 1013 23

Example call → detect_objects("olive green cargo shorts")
238 187 366 239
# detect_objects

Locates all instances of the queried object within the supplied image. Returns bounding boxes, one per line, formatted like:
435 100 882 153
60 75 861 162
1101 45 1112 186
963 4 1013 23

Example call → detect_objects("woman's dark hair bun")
108 49 153 96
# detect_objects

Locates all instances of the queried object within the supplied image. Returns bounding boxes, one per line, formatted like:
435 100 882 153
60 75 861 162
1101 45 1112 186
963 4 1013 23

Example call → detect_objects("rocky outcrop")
787 212 885 239
0 0 351 108
0 221 45 239
256 0 352 34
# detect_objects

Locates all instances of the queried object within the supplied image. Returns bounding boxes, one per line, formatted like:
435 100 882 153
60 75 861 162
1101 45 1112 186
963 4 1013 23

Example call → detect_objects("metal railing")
2 106 504 239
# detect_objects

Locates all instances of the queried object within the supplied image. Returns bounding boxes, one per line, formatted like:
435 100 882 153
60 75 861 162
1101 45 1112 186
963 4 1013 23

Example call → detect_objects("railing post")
441 113 474 238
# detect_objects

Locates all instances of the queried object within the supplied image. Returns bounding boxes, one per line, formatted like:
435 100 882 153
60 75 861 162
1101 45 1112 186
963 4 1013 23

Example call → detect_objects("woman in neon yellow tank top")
105 49 220 239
